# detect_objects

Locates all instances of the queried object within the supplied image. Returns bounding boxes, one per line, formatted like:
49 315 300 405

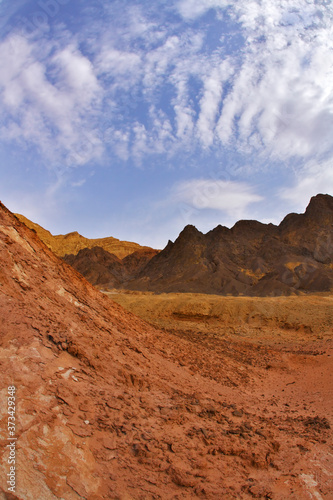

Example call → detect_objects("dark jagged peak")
66 246 122 264
122 247 160 277
174 224 204 246
179 224 202 237
163 239 174 253
206 224 230 238
304 194 333 222
280 193 333 230
63 246 124 287
231 219 274 236
63 245 159 287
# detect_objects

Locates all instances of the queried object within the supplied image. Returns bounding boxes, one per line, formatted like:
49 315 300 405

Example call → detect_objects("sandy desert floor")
104 291 333 499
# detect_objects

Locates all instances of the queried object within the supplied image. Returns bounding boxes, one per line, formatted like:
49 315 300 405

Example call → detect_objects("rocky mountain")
22 194 333 296
127 194 333 296
1 201 332 499
15 213 157 259
63 246 158 288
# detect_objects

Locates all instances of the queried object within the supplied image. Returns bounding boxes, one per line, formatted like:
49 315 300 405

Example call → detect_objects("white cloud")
143 35 182 90
0 33 103 166
53 46 100 101
131 122 149 163
176 0 228 21
71 178 86 188
0 0 332 174
99 0 332 165
197 61 233 148
128 108 175 164
280 160 333 212
175 0 333 161
104 128 130 161
173 103 195 143
96 48 142 88
173 179 263 217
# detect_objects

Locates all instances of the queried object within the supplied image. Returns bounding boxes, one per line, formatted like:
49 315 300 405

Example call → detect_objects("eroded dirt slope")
0 202 332 499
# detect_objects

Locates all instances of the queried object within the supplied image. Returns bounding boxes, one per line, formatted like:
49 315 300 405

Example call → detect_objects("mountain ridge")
15 213 157 259
126 194 333 296
14 194 333 295
63 245 159 289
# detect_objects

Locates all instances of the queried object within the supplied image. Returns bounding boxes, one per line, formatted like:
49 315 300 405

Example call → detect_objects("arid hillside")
15 213 157 259
127 194 333 295
46 194 333 296
0 202 332 499
63 246 159 289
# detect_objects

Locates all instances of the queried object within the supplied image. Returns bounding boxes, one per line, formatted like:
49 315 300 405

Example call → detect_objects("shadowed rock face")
1 201 332 499
63 246 159 288
127 194 333 295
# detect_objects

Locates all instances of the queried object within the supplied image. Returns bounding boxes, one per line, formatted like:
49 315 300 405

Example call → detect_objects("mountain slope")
127 194 333 295
0 201 332 499
63 246 159 288
15 213 157 259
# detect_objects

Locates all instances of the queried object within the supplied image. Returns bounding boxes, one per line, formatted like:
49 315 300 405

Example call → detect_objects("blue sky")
0 0 332 248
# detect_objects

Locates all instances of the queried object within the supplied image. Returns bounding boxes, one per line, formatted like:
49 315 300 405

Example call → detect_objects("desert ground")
104 291 333 343
105 290 333 499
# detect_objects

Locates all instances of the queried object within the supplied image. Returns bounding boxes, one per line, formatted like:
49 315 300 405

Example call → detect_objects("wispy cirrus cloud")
181 0 333 161
97 0 333 169
176 0 229 21
0 32 103 166
173 179 263 217
196 60 233 148
0 0 332 173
